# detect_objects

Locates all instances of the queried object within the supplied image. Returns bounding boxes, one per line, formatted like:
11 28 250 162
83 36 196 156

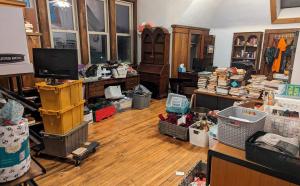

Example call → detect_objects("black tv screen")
33 48 78 80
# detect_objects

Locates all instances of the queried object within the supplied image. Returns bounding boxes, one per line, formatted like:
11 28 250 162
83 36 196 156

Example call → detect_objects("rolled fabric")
0 120 30 183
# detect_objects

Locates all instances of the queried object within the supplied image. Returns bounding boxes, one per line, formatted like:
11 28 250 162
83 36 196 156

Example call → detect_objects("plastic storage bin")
132 93 151 109
113 98 132 112
93 105 116 122
36 80 83 110
158 120 189 141
166 93 189 114
40 100 85 135
246 131 300 183
217 106 267 149
179 161 207 186
42 122 88 157
189 123 209 147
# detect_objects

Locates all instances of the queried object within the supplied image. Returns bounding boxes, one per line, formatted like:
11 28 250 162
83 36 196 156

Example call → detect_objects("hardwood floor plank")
35 99 207 186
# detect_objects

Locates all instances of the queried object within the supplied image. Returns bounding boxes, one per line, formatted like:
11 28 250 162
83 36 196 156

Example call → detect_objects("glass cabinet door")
189 34 202 70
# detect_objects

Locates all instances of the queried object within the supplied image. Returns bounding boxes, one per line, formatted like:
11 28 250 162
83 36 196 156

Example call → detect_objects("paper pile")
197 72 211 89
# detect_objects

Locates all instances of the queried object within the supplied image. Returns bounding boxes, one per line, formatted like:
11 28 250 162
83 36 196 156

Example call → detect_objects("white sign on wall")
0 6 33 76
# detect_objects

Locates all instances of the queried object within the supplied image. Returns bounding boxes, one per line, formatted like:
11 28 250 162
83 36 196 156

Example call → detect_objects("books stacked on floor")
247 75 267 99
207 72 218 93
229 86 248 97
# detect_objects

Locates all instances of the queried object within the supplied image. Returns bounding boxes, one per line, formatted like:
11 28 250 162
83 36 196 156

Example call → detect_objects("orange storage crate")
40 101 85 135
36 80 83 110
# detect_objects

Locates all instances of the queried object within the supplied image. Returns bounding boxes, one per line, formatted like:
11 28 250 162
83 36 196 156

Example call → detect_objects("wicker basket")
217 106 267 150
158 120 189 141
179 161 207 186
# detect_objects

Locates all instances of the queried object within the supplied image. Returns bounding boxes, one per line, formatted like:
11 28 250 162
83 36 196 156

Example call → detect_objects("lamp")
49 0 72 8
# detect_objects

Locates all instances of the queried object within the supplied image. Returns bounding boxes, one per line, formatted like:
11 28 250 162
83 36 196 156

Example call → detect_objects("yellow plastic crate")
36 80 83 111
40 101 85 135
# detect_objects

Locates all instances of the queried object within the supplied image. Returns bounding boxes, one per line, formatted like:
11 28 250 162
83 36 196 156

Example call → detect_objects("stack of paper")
207 72 218 93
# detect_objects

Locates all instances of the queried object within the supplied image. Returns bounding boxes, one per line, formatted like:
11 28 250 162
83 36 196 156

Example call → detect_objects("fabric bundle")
0 100 31 183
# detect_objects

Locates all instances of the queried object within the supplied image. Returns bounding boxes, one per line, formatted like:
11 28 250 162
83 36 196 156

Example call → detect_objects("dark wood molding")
171 24 210 32
77 0 89 65
108 0 117 60
270 0 300 24
132 0 137 65
0 0 25 7
36 0 51 48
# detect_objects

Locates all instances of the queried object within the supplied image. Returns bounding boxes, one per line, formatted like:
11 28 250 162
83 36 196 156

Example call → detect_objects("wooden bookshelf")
231 32 263 70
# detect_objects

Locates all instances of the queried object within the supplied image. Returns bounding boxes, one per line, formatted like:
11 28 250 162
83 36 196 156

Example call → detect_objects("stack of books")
229 86 248 96
247 75 267 99
207 72 218 93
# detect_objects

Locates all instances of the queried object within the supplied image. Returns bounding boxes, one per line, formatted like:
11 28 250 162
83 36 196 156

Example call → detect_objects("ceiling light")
49 0 72 8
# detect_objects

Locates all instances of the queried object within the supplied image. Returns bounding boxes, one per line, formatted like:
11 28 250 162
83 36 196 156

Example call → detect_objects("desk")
194 90 263 110
84 75 139 99
207 143 299 186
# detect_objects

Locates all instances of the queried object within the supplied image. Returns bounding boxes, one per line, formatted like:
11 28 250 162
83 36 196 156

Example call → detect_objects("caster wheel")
75 160 81 166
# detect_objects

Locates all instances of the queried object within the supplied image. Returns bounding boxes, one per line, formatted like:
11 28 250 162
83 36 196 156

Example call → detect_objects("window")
47 0 81 61
281 0 300 9
86 0 109 64
116 1 133 63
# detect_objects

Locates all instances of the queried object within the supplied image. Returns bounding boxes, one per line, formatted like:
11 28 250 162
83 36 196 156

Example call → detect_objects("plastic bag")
134 84 151 95
0 100 24 125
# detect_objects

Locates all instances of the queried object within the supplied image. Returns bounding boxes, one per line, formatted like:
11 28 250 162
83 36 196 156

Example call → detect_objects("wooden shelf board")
0 0 26 7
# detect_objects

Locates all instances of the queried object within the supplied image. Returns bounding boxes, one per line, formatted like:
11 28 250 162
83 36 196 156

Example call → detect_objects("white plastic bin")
189 123 209 147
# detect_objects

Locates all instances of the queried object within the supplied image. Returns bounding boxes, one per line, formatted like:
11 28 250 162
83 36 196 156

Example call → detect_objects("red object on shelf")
94 106 116 122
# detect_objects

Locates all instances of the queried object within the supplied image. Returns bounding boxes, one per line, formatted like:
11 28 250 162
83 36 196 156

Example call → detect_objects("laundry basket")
217 106 267 149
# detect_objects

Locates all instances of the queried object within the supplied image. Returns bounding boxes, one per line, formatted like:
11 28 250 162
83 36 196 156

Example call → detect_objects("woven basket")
158 120 189 141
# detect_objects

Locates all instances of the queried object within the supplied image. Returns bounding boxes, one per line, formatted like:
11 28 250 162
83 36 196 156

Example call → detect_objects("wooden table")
194 90 263 110
83 75 139 99
207 142 299 186
0 158 46 186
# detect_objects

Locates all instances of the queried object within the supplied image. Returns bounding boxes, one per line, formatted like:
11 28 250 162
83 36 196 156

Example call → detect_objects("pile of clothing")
265 37 293 76
158 113 194 128
255 133 299 157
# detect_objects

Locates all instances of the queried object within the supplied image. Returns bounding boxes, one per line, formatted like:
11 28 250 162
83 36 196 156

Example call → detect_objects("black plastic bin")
41 122 88 157
246 131 300 184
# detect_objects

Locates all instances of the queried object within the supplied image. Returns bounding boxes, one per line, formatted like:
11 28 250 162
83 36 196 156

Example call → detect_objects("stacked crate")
36 80 85 135
36 80 87 157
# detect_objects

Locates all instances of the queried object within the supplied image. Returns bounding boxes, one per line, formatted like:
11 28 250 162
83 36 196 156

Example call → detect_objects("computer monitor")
33 48 79 82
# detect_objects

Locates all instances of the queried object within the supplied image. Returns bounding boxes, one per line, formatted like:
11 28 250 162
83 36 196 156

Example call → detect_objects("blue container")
166 93 190 114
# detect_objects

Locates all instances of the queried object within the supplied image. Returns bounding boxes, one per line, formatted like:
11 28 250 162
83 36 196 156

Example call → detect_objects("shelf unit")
231 32 263 70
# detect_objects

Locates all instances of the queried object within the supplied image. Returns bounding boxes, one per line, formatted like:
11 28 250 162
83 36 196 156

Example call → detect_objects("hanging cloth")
272 38 287 73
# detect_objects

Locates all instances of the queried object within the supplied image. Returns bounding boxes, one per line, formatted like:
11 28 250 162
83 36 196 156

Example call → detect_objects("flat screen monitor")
33 48 78 80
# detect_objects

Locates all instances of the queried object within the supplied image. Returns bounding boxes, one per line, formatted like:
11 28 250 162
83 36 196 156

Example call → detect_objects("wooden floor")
35 99 208 186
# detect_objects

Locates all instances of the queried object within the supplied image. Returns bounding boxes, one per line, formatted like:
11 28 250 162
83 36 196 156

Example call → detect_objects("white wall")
137 0 221 68
210 0 300 83
137 0 300 83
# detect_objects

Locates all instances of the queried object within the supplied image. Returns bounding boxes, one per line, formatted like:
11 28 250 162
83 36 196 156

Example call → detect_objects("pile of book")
207 72 218 93
247 75 267 99
197 72 212 90
198 76 208 89
229 86 248 96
